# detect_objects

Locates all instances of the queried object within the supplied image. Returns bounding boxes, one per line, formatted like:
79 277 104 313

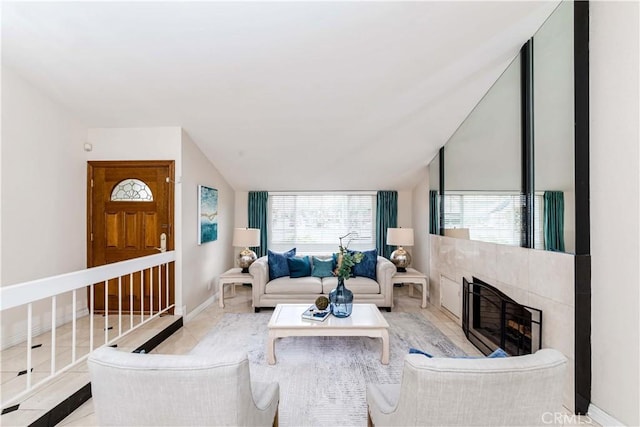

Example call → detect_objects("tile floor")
3 285 597 426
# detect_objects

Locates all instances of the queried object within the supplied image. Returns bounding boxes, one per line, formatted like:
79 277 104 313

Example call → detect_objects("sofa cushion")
353 249 377 280
266 276 323 294
322 276 380 294
268 248 296 281
311 256 334 278
287 256 311 278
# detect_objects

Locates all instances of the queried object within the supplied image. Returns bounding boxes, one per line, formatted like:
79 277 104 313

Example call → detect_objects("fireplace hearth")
462 277 542 356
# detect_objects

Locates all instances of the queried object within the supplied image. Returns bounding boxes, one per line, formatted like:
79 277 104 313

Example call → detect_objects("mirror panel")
428 151 440 234
533 1 575 253
442 55 523 246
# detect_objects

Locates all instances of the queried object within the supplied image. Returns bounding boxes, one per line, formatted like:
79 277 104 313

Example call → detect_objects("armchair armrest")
249 256 268 308
376 256 396 308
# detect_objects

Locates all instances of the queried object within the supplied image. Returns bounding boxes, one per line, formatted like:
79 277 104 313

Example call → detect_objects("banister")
0 251 176 311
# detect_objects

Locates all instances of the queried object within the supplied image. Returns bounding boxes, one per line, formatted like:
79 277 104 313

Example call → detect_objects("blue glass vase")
329 277 353 318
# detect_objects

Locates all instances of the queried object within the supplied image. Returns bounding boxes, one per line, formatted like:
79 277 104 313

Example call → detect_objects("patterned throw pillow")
268 248 296 280
287 256 312 278
352 249 377 280
311 257 334 278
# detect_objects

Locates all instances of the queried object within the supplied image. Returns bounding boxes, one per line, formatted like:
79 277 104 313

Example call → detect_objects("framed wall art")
198 185 218 244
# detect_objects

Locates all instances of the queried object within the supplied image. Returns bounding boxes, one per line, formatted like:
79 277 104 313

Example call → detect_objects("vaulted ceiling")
2 1 558 191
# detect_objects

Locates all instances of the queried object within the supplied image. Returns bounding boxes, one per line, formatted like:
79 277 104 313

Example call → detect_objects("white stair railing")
0 251 176 407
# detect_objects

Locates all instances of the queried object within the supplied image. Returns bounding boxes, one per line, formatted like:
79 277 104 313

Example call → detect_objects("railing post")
27 303 33 390
118 276 122 336
51 295 57 375
72 289 77 363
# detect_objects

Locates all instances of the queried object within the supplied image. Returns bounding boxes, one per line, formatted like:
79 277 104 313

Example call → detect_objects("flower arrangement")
334 232 364 281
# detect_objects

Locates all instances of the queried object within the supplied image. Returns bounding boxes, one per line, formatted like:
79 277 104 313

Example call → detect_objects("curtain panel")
248 191 268 257
543 191 565 252
376 191 398 258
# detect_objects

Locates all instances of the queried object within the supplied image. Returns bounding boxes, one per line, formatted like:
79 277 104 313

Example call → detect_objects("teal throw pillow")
287 256 312 278
268 248 296 280
311 257 334 278
352 249 377 280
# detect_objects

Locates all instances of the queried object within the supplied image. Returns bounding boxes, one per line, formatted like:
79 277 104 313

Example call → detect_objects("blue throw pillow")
287 256 311 278
268 248 296 280
352 249 377 280
409 347 433 358
487 348 509 358
409 347 508 359
311 257 334 278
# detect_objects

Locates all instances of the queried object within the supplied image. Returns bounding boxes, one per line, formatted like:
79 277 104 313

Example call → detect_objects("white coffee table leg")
381 329 390 365
420 280 427 308
267 332 277 365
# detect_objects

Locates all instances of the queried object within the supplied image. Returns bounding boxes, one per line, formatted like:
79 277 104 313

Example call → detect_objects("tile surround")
429 234 577 410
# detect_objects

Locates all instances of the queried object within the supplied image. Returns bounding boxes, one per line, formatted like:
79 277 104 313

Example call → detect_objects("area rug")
191 312 465 427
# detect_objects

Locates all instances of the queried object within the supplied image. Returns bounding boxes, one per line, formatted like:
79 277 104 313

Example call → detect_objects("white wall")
180 131 235 315
411 168 430 275
590 2 640 425
1 67 88 347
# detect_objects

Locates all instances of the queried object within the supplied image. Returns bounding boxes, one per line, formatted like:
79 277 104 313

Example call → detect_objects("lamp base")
238 248 257 273
390 247 411 272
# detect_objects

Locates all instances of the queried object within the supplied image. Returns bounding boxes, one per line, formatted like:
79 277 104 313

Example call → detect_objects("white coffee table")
267 303 390 365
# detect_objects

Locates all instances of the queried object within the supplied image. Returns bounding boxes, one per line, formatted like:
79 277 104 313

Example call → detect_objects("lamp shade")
386 228 414 246
232 228 260 247
444 228 470 239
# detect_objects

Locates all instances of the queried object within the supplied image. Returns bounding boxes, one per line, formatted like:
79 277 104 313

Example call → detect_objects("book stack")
301 305 331 321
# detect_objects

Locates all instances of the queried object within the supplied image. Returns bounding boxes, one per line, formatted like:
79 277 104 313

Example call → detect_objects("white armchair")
367 348 567 426
88 347 279 426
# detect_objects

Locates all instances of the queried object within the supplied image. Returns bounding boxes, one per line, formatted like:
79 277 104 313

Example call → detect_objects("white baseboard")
588 403 626 427
1 307 90 351
184 293 216 323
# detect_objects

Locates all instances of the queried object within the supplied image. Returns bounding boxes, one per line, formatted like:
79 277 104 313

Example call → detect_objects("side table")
393 268 429 308
219 268 253 308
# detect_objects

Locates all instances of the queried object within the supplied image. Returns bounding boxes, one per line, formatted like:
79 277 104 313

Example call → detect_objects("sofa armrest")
376 256 396 308
249 256 268 308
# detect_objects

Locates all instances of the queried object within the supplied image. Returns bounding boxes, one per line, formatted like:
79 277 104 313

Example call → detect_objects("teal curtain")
376 191 398 258
248 191 268 257
543 191 565 252
429 190 439 234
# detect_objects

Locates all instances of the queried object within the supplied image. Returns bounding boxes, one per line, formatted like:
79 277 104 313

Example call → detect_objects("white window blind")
268 192 376 254
443 191 544 247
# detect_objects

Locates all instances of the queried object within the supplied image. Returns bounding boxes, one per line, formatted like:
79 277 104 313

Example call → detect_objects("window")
268 192 376 254
110 179 153 201
442 191 544 247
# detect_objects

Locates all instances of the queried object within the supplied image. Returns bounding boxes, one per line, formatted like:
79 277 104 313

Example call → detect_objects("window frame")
267 191 376 255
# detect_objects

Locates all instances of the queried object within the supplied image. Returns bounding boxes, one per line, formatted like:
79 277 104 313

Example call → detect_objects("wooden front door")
87 161 175 314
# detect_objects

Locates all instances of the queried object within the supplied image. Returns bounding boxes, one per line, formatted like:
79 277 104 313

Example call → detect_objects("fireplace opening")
462 277 542 356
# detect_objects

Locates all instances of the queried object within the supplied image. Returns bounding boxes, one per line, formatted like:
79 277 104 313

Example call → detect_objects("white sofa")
249 255 396 312
366 348 567 426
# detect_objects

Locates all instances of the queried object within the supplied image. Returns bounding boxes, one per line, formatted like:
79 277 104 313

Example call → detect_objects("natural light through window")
268 192 376 254
442 191 543 248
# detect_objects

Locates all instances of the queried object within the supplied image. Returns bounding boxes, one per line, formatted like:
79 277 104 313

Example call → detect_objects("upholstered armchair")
88 347 279 426
367 348 567 426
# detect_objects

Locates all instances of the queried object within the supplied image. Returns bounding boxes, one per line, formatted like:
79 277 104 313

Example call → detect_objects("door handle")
155 233 167 253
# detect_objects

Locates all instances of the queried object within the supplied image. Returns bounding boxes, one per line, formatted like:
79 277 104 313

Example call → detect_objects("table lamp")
386 228 414 272
233 228 260 273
